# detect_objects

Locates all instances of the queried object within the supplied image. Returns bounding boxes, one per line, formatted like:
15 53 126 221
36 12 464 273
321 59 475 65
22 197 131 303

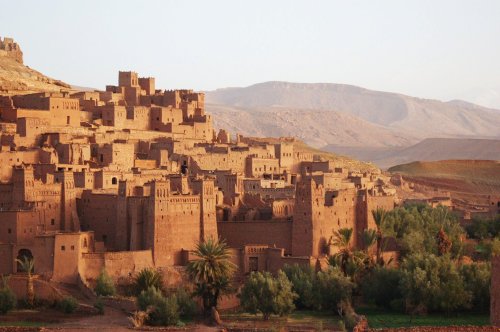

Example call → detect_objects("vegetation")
0 276 16 314
400 253 470 314
93 298 105 315
459 262 491 312
282 264 316 309
372 207 388 265
381 204 464 258
94 269 116 296
314 267 354 312
133 268 163 295
15 256 35 307
136 286 180 326
239 271 297 320
358 307 490 328
175 287 198 319
57 296 78 314
465 215 500 240
186 238 236 315
362 267 403 310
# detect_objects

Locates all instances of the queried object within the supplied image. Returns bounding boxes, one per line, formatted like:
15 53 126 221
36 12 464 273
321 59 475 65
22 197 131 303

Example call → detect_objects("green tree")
460 262 491 312
186 238 236 316
382 205 464 258
313 267 354 312
15 256 35 307
362 267 403 309
239 271 297 320
95 269 116 296
133 268 163 295
399 253 470 314
282 264 316 309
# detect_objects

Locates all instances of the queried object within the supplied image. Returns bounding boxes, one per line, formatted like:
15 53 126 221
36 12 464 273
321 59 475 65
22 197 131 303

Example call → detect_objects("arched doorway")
16 249 34 273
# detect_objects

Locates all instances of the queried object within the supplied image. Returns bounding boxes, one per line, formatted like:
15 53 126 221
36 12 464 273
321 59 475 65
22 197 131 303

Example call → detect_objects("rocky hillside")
389 160 500 195
325 138 500 169
0 37 71 95
206 81 500 150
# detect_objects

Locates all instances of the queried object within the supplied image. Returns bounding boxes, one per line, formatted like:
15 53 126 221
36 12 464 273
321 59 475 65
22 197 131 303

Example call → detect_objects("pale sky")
1 0 500 108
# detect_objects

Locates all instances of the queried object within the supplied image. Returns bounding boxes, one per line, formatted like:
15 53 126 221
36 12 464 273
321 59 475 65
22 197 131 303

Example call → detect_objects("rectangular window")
61 246 65 251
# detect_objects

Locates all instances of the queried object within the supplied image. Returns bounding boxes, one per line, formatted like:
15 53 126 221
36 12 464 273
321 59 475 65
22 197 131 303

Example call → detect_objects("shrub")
239 270 297 320
133 268 163 295
136 287 180 326
151 295 179 326
0 287 17 314
175 287 197 319
282 264 316 309
94 269 116 296
57 296 78 314
362 267 403 309
93 298 105 315
313 267 353 312
137 286 164 311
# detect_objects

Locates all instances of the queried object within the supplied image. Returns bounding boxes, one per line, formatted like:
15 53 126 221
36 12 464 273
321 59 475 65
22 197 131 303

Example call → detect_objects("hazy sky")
1 0 500 108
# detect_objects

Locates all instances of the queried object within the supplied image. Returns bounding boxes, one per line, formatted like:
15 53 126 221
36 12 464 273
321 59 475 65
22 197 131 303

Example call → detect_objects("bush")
362 267 403 309
175 287 197 319
0 287 17 314
137 286 164 311
150 295 179 326
94 269 116 296
136 287 180 326
282 264 316 309
133 268 163 295
314 267 354 312
239 271 297 320
93 298 105 315
57 296 78 314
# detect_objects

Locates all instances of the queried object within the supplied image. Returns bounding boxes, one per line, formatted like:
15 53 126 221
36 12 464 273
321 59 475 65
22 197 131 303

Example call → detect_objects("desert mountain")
0 37 71 95
206 81 500 149
326 138 500 169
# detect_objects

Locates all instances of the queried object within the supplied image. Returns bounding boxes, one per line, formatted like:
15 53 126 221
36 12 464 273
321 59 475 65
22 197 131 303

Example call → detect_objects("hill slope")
389 160 500 195
206 82 500 149
0 49 71 94
209 104 414 148
325 138 500 169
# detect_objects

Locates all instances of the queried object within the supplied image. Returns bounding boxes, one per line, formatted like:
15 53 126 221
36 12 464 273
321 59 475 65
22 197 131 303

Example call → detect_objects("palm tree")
372 208 388 265
186 238 236 318
16 256 35 307
329 228 354 276
362 228 377 265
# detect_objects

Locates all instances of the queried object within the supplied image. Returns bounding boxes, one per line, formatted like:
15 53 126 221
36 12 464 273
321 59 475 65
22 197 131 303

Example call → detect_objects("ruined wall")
218 220 293 254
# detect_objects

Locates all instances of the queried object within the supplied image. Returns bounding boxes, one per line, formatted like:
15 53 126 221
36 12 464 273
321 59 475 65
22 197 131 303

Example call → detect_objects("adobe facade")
0 69 396 288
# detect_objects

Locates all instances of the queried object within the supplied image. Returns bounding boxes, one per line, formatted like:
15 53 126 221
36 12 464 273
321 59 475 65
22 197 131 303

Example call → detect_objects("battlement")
0 36 23 63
